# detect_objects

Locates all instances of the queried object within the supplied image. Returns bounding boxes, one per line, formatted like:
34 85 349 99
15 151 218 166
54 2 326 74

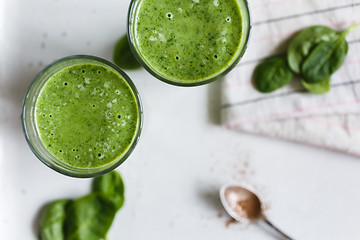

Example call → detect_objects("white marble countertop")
1 0 360 239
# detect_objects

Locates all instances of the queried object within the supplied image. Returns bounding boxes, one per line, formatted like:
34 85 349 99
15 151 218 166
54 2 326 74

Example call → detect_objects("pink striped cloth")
221 0 360 156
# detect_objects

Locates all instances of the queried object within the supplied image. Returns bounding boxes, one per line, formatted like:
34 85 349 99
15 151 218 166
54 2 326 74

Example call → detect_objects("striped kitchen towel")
221 0 360 156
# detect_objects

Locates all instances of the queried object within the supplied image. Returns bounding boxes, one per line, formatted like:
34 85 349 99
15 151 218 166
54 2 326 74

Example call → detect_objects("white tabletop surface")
1 0 360 239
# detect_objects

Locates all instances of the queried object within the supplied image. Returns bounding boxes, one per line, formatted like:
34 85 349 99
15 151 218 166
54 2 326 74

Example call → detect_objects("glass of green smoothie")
22 55 143 178
128 0 251 86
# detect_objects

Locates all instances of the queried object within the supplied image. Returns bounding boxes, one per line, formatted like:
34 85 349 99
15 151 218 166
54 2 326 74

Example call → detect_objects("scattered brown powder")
225 218 238 227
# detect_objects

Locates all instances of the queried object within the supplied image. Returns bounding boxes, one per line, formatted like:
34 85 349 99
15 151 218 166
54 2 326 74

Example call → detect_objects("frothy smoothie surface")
35 64 139 168
133 0 243 82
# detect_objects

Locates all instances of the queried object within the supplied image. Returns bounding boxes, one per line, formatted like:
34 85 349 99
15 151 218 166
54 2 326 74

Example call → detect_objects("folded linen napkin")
221 0 360 156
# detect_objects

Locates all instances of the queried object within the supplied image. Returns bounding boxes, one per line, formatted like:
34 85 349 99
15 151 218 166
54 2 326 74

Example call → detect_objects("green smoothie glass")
128 0 251 86
22 55 143 178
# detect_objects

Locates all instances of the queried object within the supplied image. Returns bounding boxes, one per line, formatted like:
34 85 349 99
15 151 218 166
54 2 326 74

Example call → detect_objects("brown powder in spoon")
224 186 262 220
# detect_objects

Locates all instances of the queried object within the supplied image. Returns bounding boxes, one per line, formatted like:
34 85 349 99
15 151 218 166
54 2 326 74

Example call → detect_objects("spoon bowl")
220 184 293 240
220 184 262 221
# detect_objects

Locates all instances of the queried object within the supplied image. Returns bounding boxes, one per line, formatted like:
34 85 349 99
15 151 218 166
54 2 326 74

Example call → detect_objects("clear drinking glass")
127 0 251 86
22 55 143 178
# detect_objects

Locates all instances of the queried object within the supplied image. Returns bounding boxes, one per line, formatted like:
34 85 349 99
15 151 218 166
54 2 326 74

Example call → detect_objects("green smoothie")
35 63 139 168
130 0 247 84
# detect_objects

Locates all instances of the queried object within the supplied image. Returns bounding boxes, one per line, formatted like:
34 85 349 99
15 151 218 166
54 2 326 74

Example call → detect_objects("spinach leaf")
113 34 141 70
92 171 125 211
287 26 337 74
254 56 293 93
37 172 127 240
39 199 72 240
301 77 330 94
301 36 348 83
64 194 116 240
301 24 359 83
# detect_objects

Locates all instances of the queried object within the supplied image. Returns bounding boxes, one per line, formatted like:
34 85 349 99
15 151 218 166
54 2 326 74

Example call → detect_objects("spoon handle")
263 218 293 240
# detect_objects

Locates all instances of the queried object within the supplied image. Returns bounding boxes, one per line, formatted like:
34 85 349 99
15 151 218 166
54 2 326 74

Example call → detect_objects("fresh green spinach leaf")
37 172 127 240
64 194 116 240
287 26 337 74
301 77 330 94
113 34 141 70
301 36 348 83
301 23 359 83
92 171 125 211
39 199 72 240
254 56 293 93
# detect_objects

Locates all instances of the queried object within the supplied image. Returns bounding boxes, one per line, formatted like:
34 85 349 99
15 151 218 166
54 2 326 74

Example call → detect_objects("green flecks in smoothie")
35 64 139 168
134 0 242 82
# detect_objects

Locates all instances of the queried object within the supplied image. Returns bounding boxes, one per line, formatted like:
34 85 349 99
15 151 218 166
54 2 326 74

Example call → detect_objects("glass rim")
127 0 252 87
21 55 144 178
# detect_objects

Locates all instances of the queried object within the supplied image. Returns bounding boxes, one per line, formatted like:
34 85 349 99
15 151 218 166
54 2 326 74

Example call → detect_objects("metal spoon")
220 185 293 240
